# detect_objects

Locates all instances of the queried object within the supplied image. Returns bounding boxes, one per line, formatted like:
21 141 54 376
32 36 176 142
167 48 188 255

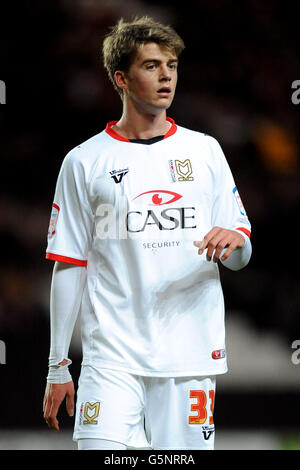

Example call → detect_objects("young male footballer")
43 16 252 450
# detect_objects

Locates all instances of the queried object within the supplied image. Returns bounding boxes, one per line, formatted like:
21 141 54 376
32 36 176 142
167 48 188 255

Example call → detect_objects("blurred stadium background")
0 0 299 450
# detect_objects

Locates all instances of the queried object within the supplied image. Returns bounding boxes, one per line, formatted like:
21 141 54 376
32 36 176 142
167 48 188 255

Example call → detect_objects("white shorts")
73 365 216 450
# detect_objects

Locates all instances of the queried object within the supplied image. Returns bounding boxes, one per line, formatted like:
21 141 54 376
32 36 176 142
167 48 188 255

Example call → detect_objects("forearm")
220 231 252 271
47 261 86 383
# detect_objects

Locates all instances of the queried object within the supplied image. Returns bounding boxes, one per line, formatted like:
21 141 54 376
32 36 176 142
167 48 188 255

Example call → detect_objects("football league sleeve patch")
210 138 251 239
46 150 93 266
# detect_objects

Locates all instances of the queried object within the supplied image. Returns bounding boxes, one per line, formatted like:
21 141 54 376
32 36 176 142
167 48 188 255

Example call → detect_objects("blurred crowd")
0 0 299 427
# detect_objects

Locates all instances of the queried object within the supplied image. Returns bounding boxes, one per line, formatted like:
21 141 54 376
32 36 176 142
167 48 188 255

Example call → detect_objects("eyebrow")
141 58 178 65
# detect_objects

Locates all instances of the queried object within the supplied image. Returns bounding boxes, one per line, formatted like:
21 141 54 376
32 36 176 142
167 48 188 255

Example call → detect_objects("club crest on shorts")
80 401 100 425
47 203 60 238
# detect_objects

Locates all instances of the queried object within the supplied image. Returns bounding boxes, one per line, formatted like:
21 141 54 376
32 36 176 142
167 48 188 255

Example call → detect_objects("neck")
113 101 170 140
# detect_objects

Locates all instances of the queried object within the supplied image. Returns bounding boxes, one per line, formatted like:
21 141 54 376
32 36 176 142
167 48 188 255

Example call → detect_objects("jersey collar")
105 117 177 143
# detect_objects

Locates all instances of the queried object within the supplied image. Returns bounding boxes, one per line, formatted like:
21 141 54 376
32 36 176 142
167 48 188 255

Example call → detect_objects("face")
116 42 178 114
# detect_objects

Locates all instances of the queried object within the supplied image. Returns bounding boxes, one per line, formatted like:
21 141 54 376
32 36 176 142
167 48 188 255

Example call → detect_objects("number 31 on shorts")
188 390 215 425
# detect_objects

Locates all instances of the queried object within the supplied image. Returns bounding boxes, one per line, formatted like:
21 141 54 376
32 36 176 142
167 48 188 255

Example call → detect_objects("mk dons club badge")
169 159 194 182
80 402 100 425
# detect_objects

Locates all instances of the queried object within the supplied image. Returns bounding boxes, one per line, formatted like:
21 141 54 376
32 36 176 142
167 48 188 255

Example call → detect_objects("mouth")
157 86 171 97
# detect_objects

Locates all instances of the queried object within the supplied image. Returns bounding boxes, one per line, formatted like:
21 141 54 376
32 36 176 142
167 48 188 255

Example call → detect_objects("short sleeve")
209 137 251 239
46 150 94 266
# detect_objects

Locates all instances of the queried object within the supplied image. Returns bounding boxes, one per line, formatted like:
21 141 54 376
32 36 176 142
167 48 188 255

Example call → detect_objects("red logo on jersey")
212 349 226 359
133 190 182 206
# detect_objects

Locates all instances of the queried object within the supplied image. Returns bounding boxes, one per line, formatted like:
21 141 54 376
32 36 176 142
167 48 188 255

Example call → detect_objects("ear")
114 70 128 92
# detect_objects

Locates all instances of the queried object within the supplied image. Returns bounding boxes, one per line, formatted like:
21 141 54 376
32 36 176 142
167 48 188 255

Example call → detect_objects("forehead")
133 42 177 63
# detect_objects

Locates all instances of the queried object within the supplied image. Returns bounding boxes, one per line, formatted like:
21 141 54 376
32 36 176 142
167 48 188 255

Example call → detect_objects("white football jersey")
46 117 251 377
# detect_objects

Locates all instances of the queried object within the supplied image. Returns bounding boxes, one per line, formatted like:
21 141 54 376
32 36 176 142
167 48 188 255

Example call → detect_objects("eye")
133 190 182 206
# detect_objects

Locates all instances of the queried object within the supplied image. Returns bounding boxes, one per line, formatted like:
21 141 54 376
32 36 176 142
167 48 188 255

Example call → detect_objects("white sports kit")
46 118 251 449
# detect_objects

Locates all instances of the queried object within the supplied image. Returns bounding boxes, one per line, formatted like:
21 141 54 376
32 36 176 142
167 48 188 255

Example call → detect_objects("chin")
153 98 173 111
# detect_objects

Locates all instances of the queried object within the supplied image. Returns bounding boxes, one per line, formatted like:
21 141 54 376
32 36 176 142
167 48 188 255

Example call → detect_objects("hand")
43 381 75 431
194 227 245 263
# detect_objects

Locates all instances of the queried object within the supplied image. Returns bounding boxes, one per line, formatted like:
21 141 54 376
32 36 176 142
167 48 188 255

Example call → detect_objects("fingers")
46 401 60 431
44 404 60 431
43 385 61 431
194 227 244 263
194 227 225 262
43 382 75 431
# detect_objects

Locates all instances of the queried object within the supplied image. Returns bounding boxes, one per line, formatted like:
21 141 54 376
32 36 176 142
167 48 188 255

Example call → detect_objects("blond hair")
102 16 185 98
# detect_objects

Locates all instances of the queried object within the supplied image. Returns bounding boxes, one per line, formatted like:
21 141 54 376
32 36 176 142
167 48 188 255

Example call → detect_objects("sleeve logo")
47 203 60 238
233 187 247 217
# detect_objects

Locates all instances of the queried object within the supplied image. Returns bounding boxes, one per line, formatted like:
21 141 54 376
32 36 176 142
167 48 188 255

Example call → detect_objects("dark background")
0 0 299 441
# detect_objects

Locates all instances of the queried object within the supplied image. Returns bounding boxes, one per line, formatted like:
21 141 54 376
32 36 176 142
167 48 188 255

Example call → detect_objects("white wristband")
47 364 72 384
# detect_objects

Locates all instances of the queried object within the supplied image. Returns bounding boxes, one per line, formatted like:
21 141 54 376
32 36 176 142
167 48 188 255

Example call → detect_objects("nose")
159 64 171 81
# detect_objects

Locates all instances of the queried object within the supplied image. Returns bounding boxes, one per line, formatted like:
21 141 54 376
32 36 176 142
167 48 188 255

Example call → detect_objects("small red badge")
212 349 226 359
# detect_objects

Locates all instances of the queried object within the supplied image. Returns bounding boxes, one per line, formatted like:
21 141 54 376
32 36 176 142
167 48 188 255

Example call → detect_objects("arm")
43 261 87 430
194 137 252 270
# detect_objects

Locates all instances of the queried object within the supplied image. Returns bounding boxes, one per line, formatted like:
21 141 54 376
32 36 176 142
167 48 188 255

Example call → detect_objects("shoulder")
58 129 111 182
64 129 108 166
176 124 224 153
176 124 219 144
